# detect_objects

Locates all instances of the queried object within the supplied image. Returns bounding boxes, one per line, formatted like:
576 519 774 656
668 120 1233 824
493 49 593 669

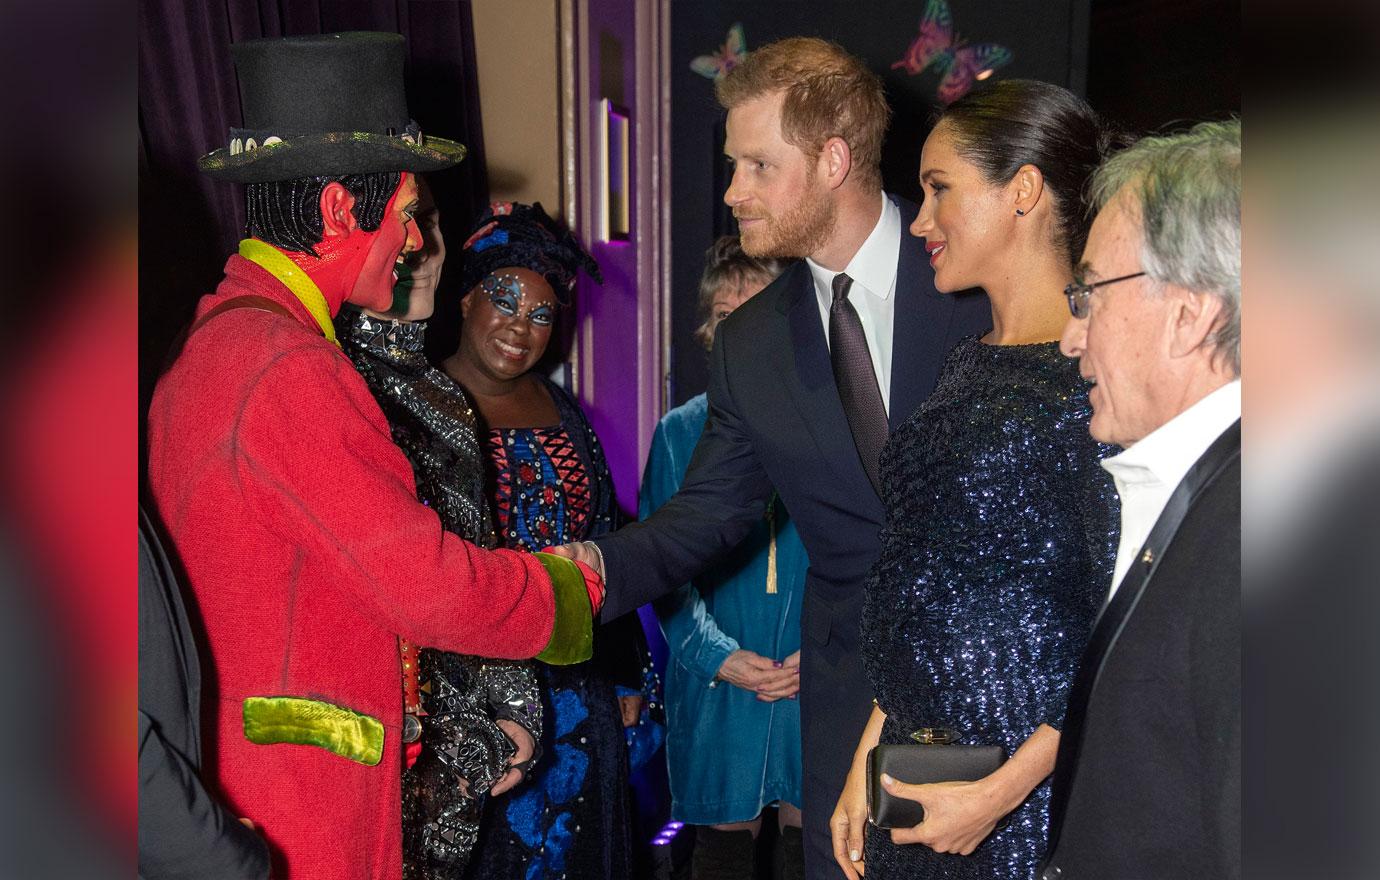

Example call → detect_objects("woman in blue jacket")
643 238 806 880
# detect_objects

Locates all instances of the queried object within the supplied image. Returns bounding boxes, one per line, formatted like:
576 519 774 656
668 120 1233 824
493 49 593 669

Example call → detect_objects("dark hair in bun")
935 79 1133 265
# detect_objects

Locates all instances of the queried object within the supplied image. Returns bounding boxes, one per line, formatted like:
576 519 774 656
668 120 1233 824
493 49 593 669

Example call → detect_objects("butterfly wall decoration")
690 22 747 81
892 0 1013 104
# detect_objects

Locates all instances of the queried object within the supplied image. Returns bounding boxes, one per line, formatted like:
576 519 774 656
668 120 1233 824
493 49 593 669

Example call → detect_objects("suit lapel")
776 263 876 500
1046 419 1242 851
1087 420 1241 669
887 195 956 431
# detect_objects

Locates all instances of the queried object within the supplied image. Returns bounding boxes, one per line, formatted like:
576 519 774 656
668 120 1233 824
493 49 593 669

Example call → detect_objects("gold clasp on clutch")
910 727 956 744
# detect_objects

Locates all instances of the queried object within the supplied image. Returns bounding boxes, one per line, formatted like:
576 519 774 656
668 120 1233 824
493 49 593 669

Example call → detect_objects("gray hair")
1091 119 1241 374
694 236 787 351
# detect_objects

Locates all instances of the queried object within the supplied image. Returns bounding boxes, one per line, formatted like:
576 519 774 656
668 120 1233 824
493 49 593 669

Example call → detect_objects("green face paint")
385 261 414 318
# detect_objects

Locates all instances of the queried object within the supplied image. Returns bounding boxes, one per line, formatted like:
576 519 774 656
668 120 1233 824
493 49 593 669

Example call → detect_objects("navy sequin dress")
861 337 1118 880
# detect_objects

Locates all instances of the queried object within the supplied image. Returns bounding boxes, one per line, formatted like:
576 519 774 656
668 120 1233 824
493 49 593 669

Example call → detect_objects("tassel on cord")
766 493 778 595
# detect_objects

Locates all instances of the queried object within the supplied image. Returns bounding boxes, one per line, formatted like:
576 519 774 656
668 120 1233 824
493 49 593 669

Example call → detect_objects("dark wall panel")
1088 0 1240 134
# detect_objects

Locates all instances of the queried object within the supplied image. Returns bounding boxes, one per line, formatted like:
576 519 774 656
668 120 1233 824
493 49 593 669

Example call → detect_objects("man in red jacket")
146 32 600 879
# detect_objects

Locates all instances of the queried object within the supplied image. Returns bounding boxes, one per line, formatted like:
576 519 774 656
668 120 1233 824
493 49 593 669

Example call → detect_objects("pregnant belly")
864 560 1083 743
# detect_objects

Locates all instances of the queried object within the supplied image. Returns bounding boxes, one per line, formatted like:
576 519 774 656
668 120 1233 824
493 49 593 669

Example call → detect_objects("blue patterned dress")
467 378 653 880
861 337 1118 880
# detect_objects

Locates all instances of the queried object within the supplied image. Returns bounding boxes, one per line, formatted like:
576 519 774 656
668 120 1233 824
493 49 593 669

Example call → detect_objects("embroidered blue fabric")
523 813 574 880
471 387 649 880
503 694 589 850
616 682 666 775
502 431 569 548
551 687 586 739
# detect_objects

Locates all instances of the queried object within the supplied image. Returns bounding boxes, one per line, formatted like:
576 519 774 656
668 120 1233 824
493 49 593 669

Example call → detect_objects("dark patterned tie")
829 272 887 493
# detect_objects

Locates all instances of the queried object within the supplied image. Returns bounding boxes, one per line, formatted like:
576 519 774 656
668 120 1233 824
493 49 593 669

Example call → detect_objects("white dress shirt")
806 193 901 414
1101 379 1242 598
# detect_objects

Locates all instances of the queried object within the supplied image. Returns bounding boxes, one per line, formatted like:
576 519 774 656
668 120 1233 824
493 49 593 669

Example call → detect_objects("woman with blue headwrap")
445 203 661 880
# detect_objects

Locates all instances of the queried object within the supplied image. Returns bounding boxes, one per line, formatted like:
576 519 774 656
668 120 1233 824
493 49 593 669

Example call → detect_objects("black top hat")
198 32 466 183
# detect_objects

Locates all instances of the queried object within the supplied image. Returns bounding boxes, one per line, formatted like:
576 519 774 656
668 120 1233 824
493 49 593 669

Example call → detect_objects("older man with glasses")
1042 119 1241 880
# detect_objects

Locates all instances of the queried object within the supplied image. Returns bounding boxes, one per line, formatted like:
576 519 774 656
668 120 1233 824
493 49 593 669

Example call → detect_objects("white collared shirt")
806 193 901 414
1101 380 1242 598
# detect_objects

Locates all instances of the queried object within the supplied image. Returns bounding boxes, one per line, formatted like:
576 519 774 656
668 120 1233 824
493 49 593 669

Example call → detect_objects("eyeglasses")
1063 271 1146 319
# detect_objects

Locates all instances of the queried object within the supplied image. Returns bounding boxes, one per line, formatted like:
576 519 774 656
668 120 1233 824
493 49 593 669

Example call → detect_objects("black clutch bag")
866 729 1006 830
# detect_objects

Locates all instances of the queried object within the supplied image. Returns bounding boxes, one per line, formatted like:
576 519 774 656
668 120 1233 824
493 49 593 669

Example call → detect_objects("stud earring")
1015 208 1026 216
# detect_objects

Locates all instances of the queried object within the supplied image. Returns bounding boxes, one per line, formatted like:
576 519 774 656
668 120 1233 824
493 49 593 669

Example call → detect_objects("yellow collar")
238 239 338 347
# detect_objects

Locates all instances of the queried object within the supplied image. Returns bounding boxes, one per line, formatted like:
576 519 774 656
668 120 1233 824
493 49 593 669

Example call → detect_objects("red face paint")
349 173 421 311
286 173 421 313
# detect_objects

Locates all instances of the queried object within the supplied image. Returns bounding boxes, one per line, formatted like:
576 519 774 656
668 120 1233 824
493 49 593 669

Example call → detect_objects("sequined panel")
861 336 1119 880
337 309 544 879
341 310 493 548
400 653 543 880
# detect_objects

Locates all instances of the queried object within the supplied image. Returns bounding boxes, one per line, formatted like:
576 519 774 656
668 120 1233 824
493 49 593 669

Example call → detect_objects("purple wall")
574 0 645 518
575 2 674 840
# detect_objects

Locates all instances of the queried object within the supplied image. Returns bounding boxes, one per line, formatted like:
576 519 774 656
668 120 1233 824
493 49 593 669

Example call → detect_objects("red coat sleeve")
234 343 561 658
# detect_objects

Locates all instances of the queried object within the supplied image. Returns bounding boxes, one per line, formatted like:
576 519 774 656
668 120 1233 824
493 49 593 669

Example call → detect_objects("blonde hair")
716 37 890 192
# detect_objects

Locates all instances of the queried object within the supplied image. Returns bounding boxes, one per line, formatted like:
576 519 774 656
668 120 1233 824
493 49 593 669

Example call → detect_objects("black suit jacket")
1043 421 1241 880
138 507 270 879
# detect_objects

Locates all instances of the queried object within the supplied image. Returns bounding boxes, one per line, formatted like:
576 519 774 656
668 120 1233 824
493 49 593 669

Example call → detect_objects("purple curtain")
138 0 488 415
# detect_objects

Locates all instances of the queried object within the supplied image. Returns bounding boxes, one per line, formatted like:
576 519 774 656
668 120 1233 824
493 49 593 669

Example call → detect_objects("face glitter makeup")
482 273 555 326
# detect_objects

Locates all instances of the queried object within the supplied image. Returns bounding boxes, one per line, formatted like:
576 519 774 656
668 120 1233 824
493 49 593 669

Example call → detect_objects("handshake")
546 540 606 580
546 542 800 702
543 541 608 618
546 542 606 613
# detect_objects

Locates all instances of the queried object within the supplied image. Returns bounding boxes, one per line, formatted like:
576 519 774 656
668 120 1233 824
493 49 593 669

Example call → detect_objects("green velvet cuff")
533 552 595 666
242 696 384 766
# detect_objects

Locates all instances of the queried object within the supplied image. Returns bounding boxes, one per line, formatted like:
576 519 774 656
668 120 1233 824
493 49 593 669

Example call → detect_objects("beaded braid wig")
245 171 402 256
459 202 601 306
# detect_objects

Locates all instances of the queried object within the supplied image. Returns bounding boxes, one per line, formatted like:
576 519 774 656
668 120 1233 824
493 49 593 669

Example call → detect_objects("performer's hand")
754 650 801 701
618 694 643 728
831 763 868 879
571 559 605 616
881 774 1006 855
546 541 605 581
490 719 536 797
716 649 796 698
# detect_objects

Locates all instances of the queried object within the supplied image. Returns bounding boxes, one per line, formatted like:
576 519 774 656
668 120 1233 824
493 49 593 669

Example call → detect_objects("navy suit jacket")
599 195 989 632
597 195 988 872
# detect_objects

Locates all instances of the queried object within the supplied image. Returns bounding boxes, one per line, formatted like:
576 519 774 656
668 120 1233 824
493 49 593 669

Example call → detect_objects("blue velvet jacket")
642 394 805 824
